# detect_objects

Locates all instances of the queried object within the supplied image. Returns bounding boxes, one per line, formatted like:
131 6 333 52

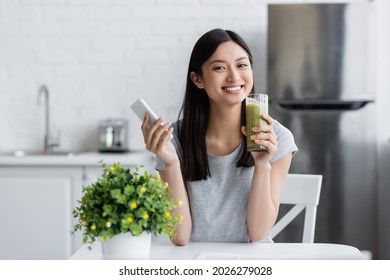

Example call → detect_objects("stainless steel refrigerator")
267 3 378 258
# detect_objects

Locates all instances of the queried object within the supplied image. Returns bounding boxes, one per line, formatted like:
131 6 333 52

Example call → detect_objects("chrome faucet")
37 85 59 154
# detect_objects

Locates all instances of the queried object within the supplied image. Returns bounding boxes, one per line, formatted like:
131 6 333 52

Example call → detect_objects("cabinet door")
0 167 82 260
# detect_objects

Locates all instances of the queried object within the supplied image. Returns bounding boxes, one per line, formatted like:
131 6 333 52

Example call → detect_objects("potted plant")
72 162 182 259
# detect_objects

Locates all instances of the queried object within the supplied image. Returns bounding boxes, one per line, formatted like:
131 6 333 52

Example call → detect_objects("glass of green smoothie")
245 93 268 151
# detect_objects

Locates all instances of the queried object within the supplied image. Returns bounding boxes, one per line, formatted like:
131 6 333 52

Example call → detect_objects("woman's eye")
213 66 225 71
238 63 248 68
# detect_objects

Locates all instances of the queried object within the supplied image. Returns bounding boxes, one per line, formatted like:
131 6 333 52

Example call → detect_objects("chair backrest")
270 174 322 243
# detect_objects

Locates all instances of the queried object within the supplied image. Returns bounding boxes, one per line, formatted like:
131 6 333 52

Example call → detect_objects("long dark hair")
178 28 254 182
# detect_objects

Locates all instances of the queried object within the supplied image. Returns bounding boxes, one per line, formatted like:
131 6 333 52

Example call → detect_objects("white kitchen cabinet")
0 167 82 260
0 151 156 259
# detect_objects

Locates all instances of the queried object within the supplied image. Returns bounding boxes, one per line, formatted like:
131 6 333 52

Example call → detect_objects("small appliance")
98 118 129 152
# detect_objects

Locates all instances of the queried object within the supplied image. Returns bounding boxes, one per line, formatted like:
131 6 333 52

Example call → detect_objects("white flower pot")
101 232 152 260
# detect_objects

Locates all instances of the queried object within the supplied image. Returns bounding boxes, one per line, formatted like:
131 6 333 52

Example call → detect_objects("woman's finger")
149 122 172 150
144 117 163 146
250 115 274 132
158 126 174 146
262 114 274 125
141 112 149 134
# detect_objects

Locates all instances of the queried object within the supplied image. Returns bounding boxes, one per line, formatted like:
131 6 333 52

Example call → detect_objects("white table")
70 236 365 260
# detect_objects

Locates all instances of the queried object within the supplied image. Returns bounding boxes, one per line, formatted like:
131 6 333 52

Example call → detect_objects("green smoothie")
246 102 268 151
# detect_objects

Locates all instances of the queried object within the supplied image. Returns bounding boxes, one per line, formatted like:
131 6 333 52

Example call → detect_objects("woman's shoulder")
172 119 181 129
271 119 298 163
273 119 293 138
170 120 182 150
172 119 181 139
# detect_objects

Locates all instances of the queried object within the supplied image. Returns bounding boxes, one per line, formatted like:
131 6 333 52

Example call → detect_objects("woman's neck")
206 103 243 156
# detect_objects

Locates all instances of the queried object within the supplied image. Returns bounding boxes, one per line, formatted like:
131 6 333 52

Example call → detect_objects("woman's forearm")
247 155 293 241
159 160 192 246
246 163 278 241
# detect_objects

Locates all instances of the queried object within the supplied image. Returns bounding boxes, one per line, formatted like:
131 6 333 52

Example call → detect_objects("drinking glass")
246 93 268 151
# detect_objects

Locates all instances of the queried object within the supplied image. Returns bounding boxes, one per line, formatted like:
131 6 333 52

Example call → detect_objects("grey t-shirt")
155 120 298 243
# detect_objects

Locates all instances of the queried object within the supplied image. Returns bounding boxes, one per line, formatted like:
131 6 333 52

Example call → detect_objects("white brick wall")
0 0 267 153
1 0 377 154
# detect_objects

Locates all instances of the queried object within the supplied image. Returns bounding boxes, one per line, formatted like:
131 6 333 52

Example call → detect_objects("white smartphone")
131 98 173 140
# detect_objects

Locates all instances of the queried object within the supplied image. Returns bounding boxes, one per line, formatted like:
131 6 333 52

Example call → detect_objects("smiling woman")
139 29 298 246
192 41 253 106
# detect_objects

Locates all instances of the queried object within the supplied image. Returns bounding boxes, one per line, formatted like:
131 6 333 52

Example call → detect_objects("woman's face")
196 41 253 107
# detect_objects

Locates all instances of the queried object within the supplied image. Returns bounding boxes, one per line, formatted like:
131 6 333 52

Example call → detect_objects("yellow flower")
108 166 115 173
127 217 133 223
178 215 183 222
176 199 182 206
90 224 96 231
140 186 147 193
130 201 137 209
165 182 169 187
155 174 160 180
81 220 88 226
163 211 170 218
105 222 111 228
100 236 105 241
143 212 149 219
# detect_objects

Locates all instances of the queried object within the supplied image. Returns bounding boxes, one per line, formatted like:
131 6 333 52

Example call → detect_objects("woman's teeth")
224 86 241 91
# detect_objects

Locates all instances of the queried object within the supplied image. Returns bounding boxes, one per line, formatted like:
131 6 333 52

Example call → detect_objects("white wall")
0 0 388 155
0 0 266 153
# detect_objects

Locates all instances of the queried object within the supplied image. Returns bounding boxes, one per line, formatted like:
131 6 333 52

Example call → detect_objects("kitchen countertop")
0 150 155 167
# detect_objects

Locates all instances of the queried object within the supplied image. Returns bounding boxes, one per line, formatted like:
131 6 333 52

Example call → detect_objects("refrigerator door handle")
270 99 374 111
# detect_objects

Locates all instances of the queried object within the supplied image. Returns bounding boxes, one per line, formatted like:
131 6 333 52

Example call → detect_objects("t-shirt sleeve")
270 120 298 164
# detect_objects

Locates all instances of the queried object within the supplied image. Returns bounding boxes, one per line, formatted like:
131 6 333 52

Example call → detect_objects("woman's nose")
227 68 241 82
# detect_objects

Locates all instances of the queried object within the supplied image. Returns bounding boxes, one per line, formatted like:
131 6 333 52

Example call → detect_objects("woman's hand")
141 113 178 166
242 114 278 165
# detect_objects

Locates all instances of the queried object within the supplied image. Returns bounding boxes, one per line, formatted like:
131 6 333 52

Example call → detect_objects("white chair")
270 174 322 243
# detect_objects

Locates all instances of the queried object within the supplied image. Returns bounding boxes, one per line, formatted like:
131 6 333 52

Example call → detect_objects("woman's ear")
190 72 204 89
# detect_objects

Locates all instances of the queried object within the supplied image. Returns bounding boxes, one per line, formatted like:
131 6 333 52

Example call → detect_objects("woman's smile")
222 85 243 93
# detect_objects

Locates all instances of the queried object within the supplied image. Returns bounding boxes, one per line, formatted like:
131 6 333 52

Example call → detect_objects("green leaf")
129 222 142 236
124 184 135 195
